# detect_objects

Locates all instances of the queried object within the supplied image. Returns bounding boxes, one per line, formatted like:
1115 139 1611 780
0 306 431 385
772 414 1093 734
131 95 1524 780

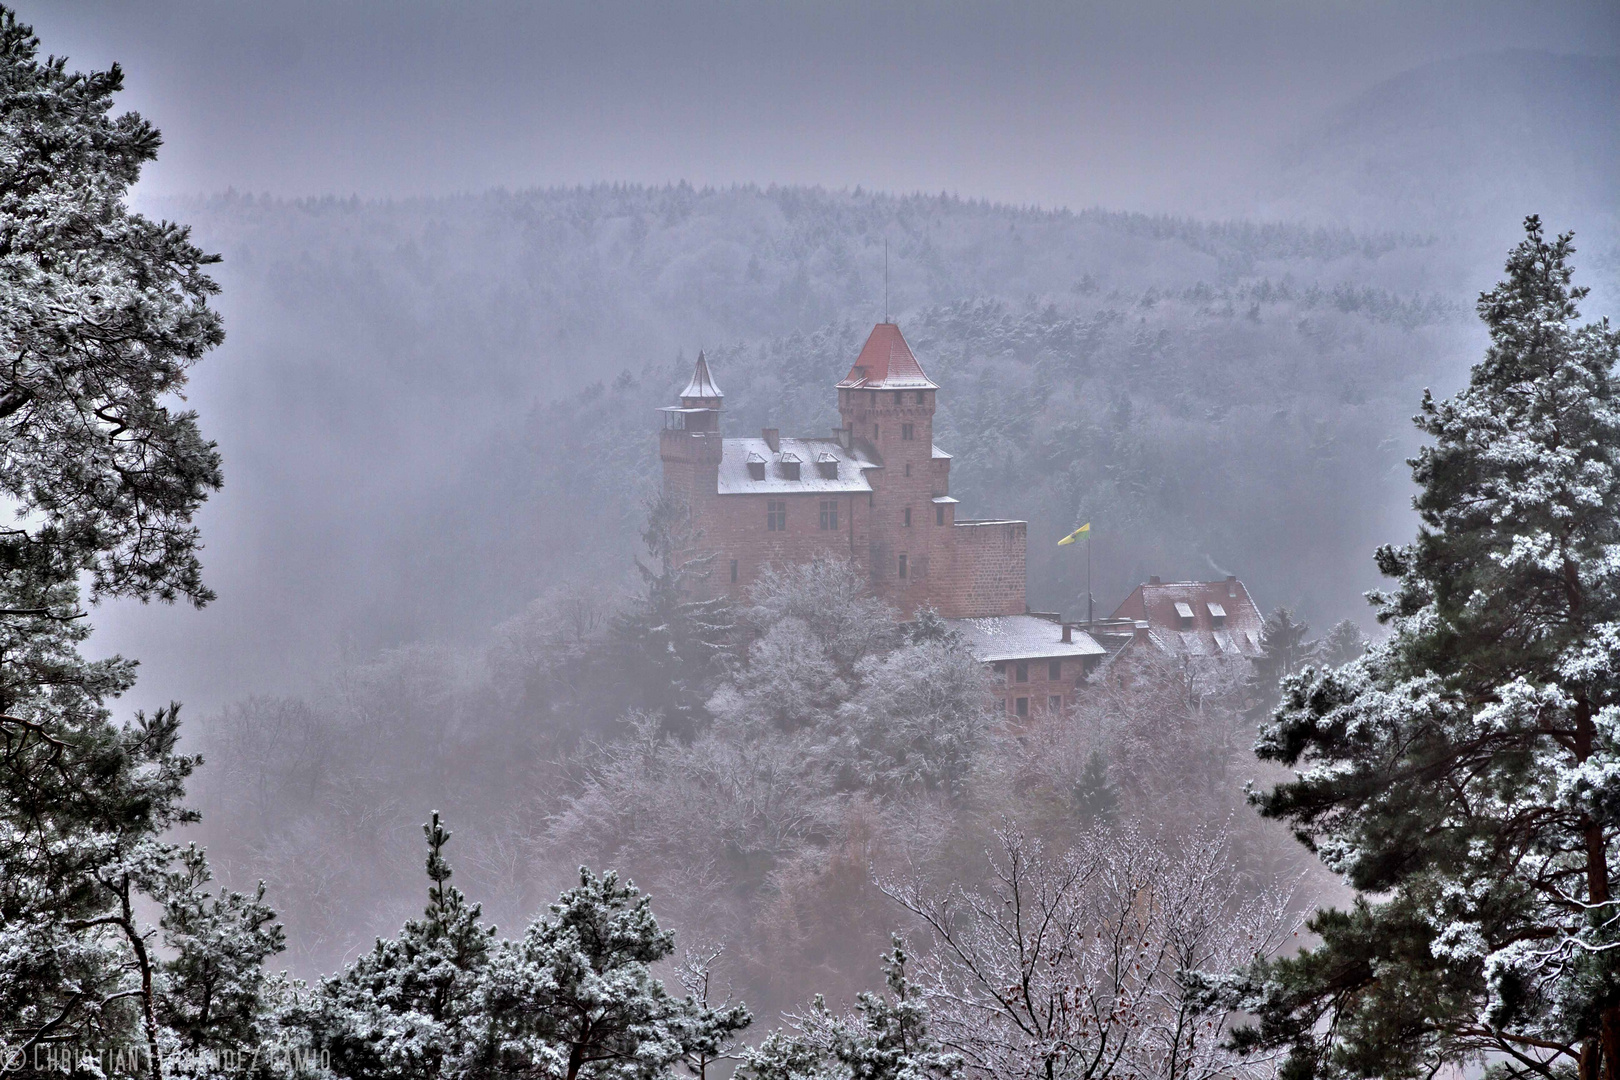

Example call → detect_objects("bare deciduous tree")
884 824 1300 1080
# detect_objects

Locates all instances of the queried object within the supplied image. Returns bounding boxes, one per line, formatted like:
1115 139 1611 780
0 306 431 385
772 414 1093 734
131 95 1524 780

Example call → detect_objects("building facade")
947 614 1106 717
659 322 1029 620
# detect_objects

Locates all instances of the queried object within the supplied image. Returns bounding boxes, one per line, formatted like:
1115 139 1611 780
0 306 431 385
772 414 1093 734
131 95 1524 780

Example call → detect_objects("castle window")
767 501 786 531
874 423 880 440
993 661 1006 676
1049 659 1062 680
1049 695 1062 712
904 463 911 476
915 391 926 405
903 507 911 527
898 554 908 579
730 559 739 583
1015 662 1028 683
894 390 904 405
1015 697 1029 718
901 423 915 441
936 504 945 525
819 500 838 530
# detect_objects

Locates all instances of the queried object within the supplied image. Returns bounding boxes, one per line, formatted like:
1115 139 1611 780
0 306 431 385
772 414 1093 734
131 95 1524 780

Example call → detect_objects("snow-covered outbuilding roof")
716 437 879 494
1110 577 1264 659
945 614 1106 663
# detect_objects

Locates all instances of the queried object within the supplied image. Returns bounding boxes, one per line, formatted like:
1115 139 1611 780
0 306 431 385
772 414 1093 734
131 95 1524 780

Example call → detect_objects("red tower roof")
837 323 937 389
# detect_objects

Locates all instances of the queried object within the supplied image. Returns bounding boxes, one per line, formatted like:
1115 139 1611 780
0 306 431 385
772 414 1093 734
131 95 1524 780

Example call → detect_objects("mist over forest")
105 47 1620 711
128 41 1619 987
8 6 1620 1076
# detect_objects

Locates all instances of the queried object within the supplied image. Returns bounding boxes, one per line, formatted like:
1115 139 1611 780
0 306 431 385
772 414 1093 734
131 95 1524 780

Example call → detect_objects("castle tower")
659 352 724 501
835 324 949 606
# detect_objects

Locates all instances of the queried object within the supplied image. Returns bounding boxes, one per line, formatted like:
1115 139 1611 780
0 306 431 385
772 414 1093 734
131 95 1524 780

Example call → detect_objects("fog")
11 0 1620 1041
20 1 1618 213
18 0 1609 716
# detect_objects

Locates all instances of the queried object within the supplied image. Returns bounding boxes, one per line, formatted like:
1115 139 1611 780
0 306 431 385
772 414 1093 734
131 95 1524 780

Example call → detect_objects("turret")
660 352 724 492
678 352 723 417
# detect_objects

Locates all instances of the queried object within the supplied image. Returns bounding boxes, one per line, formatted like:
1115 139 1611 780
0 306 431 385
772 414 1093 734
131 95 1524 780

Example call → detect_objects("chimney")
1148 575 1161 585
1061 623 1073 643
762 427 780 452
1227 575 1237 597
834 426 852 449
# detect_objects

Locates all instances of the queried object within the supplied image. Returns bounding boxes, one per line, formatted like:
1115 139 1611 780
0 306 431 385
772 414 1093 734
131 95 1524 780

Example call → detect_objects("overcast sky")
18 0 1620 214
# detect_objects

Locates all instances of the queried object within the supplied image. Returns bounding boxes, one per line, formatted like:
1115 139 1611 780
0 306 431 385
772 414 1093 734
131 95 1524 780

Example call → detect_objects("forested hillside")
510 280 1467 629
110 185 1486 706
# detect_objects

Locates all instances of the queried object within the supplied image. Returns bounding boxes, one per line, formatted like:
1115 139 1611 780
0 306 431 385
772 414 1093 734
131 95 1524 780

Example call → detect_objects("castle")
659 322 1027 619
659 322 1112 716
656 321 1266 717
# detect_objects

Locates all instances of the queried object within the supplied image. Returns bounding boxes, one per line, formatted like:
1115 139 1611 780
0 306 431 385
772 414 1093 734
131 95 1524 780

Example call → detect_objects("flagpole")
1059 523 1093 625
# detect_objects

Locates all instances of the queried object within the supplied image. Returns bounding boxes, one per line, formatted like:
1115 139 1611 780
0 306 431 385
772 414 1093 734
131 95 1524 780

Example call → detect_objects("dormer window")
1174 601 1195 627
816 452 839 479
1206 602 1227 625
778 452 801 481
746 451 767 481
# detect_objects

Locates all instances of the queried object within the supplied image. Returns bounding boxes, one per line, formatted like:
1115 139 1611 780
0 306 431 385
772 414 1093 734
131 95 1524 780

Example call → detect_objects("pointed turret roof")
837 323 937 389
680 351 723 401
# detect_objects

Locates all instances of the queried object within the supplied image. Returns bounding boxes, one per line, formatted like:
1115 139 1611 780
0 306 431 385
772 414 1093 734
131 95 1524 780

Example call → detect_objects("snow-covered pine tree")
306 812 498 1080
1312 619 1367 669
742 937 960 1080
0 9 273 1075
677 946 751 1080
155 844 286 1065
904 607 962 647
614 492 735 735
483 867 750 1080
1238 218 1620 1075
1242 607 1314 723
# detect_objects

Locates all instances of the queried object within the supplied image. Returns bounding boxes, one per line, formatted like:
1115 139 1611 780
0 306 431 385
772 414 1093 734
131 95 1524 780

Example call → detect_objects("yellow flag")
1058 522 1091 546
